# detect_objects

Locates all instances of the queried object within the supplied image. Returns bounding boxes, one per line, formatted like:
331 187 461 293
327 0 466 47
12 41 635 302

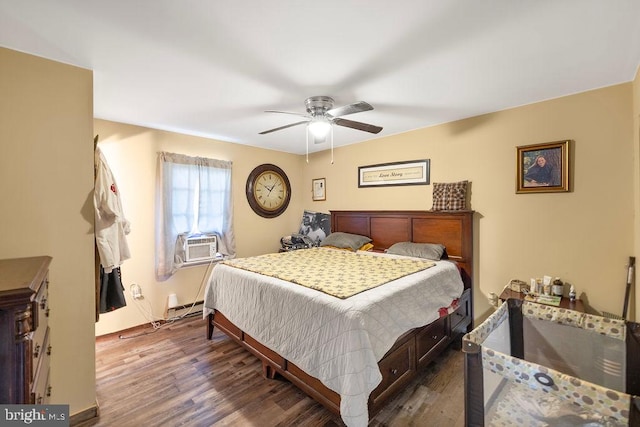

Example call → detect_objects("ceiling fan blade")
326 101 373 118
264 110 310 118
259 120 309 135
333 118 382 134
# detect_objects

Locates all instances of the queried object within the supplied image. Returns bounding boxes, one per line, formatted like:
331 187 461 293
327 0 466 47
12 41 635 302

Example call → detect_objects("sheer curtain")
155 152 235 281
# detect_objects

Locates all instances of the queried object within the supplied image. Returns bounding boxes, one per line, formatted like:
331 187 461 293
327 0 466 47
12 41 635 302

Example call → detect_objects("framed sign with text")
358 159 430 188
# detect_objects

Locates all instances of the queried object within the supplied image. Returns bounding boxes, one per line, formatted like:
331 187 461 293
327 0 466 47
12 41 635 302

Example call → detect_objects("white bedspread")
203 249 463 427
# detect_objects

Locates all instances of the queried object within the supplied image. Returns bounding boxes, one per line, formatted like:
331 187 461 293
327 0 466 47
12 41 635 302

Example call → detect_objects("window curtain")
155 152 235 281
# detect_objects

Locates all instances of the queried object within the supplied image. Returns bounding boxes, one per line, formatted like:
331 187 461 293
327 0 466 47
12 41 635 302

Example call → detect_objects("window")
155 152 234 280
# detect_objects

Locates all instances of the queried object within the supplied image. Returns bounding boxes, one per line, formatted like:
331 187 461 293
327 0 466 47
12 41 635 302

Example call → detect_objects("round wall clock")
245 163 291 218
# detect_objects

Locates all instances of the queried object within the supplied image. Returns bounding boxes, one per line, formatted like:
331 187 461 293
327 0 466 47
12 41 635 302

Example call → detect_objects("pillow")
386 242 445 260
320 232 372 252
432 181 468 211
359 242 374 252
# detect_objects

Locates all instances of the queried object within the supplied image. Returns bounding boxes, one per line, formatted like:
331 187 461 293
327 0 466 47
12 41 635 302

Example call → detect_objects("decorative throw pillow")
432 181 468 211
320 232 372 252
358 242 375 252
386 242 445 260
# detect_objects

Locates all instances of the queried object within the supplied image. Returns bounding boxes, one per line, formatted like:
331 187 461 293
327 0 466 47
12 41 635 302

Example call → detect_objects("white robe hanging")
94 146 131 273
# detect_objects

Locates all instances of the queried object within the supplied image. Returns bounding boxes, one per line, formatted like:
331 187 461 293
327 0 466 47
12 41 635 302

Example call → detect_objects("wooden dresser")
0 256 52 404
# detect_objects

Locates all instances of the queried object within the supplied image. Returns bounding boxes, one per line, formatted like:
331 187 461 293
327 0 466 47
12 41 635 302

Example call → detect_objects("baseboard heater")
165 300 204 319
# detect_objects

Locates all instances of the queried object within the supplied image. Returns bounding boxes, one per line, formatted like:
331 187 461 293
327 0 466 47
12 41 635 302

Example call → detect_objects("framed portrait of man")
516 140 570 193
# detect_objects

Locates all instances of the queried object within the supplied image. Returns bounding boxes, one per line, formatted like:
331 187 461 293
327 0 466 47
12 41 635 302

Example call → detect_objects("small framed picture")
312 178 326 201
516 140 570 193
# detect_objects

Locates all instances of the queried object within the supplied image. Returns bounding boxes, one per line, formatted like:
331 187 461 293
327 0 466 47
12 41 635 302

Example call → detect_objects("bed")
204 210 474 426
463 298 640 426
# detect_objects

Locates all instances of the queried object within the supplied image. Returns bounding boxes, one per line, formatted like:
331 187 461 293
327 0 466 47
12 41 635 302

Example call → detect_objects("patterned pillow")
432 181 468 211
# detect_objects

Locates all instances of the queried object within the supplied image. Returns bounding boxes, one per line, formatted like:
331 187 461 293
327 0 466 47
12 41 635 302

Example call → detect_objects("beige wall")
305 84 635 322
0 48 96 415
3 44 637 422
633 67 640 319
97 82 636 335
93 120 304 335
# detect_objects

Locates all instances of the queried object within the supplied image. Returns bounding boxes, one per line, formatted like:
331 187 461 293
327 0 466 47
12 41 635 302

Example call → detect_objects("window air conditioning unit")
185 235 217 262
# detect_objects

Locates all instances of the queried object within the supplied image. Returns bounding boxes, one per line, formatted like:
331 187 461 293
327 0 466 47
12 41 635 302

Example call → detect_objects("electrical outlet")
168 293 178 308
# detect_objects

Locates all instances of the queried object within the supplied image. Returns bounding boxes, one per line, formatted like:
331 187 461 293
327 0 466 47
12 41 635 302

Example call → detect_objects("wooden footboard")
207 287 471 418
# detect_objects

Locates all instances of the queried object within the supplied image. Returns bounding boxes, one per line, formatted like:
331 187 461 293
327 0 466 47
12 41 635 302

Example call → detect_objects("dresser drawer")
416 316 447 369
31 327 50 404
42 371 51 405
32 273 49 329
32 325 50 383
31 282 49 380
369 337 415 411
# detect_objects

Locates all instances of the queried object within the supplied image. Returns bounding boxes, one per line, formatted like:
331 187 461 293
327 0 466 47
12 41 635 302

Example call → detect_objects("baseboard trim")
70 401 99 426
96 311 204 341
96 322 155 341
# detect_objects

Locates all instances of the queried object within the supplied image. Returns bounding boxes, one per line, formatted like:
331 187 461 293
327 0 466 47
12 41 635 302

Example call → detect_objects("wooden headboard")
331 210 474 290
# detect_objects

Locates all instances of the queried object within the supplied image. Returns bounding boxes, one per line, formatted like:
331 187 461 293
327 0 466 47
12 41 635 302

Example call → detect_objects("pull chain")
306 127 309 163
330 126 334 164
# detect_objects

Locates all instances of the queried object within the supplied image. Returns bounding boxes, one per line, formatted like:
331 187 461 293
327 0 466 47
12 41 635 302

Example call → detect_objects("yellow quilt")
222 247 435 299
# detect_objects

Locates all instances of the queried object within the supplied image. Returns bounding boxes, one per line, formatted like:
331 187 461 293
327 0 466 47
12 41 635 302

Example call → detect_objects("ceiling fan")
259 96 383 143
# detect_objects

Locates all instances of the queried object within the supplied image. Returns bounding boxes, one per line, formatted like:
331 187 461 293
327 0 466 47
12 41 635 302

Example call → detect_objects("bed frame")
207 210 474 418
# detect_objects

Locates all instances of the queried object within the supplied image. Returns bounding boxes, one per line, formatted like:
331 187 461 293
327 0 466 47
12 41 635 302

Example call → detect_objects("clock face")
254 171 287 211
246 164 291 218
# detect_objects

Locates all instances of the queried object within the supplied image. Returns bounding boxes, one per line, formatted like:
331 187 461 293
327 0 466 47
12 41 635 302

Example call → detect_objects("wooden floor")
86 315 465 427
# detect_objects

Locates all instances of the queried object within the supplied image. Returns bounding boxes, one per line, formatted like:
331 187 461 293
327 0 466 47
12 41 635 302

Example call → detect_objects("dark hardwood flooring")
85 315 465 427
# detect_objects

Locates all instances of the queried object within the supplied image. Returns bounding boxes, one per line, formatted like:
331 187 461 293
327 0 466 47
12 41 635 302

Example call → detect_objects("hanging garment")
94 146 131 273
99 266 126 313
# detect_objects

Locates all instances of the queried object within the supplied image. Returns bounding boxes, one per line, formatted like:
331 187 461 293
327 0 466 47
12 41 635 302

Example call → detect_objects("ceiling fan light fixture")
307 116 331 139
260 97 381 163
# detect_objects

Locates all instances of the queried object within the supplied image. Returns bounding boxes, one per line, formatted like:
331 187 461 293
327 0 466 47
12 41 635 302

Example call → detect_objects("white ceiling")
2 1 639 155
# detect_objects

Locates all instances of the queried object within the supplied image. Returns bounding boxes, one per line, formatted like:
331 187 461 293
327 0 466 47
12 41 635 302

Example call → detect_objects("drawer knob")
47 386 52 397
37 396 43 405
34 344 41 358
40 298 47 310
45 308 50 317
47 345 52 356
390 368 398 375
432 335 438 340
